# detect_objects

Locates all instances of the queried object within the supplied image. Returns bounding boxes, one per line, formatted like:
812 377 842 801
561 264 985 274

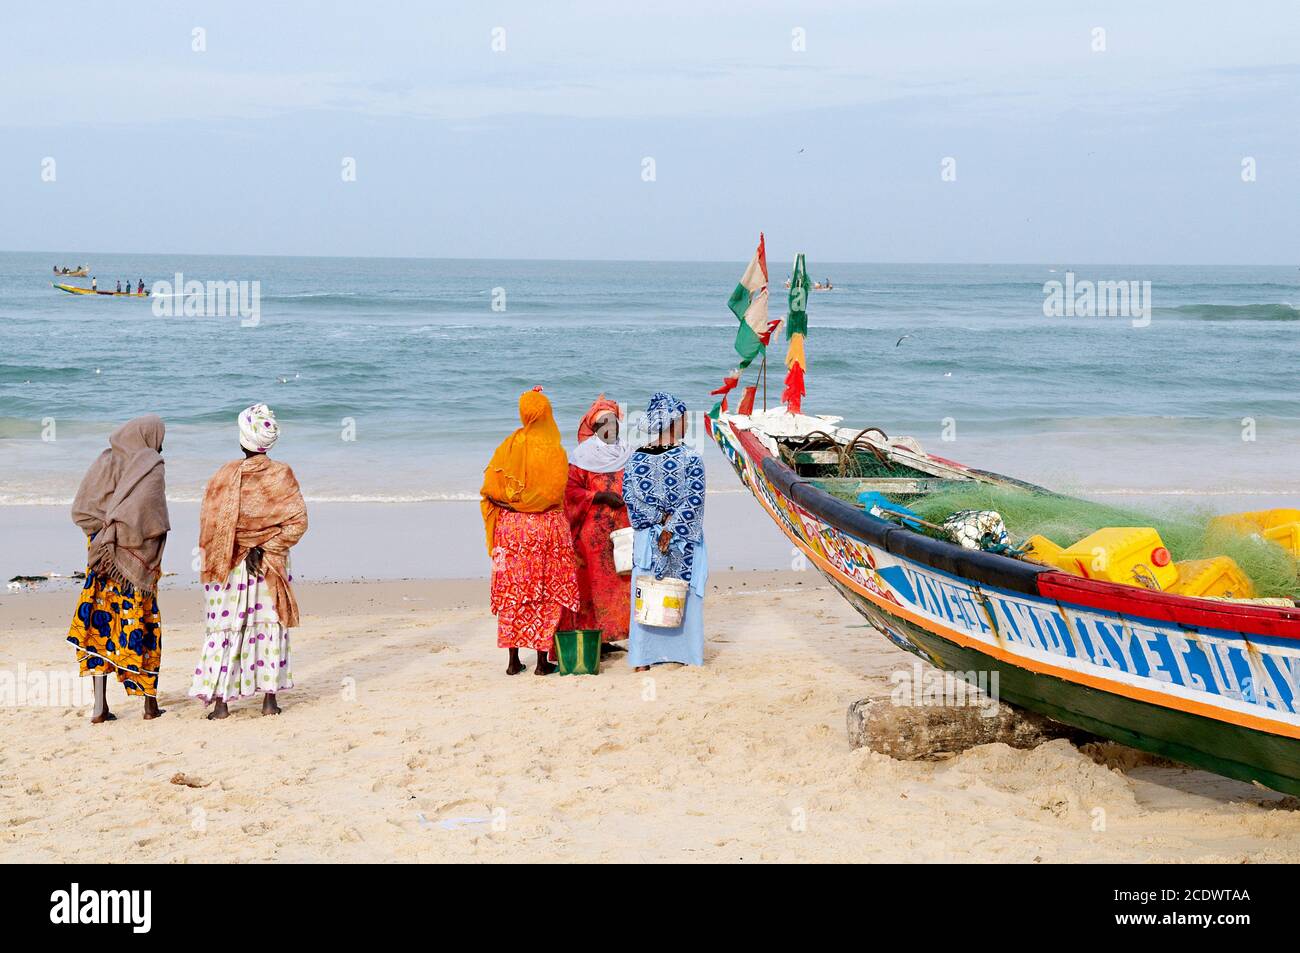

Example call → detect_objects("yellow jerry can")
1209 509 1300 558
1262 522 1300 559
1058 527 1179 590
1210 508 1300 533
1168 557 1256 600
1021 534 1071 570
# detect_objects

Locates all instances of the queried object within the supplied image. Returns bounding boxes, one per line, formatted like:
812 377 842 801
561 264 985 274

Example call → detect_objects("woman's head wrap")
577 394 622 443
71 415 170 593
643 391 687 438
570 394 632 473
479 386 569 553
239 403 280 453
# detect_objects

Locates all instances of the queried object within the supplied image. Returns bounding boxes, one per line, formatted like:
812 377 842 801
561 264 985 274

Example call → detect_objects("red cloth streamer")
782 362 805 414
710 370 740 396
757 319 782 346
737 385 758 416
710 369 741 413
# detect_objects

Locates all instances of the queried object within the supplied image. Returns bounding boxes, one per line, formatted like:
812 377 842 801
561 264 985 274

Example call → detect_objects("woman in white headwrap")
190 404 308 718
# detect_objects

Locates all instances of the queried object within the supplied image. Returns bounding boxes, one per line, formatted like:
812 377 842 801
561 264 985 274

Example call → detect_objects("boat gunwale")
724 417 1300 640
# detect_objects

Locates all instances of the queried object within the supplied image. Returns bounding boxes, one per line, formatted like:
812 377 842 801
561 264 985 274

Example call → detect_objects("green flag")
729 234 769 368
787 253 808 338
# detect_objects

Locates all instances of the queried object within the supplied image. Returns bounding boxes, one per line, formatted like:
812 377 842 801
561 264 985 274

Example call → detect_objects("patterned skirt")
67 568 162 697
188 559 294 703
491 508 579 651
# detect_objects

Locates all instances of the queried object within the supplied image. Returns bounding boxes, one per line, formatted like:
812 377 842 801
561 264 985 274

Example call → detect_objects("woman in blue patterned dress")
622 392 708 670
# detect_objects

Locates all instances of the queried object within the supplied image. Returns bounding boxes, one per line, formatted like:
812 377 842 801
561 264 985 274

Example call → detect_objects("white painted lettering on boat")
1165 634 1205 691
895 563 1300 715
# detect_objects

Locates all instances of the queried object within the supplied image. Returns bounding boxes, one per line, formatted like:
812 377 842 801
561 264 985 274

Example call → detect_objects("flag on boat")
709 368 741 415
783 252 809 414
727 233 769 368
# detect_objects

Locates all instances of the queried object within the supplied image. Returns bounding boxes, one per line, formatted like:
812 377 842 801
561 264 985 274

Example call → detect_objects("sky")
0 0 1297 263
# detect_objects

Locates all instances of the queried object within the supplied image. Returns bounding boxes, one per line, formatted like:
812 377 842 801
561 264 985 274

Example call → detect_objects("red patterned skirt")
490 508 580 651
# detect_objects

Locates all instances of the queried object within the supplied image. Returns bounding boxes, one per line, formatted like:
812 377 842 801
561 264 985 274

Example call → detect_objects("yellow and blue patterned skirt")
67 567 163 697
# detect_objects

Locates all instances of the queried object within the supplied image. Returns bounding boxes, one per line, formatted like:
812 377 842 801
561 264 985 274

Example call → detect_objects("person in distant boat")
622 392 708 671
481 386 578 676
115 281 121 293
91 276 97 291
561 395 633 656
67 415 170 722
190 404 308 718
137 279 145 295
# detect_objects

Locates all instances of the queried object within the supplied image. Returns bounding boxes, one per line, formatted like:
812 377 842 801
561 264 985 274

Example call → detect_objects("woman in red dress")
562 396 633 653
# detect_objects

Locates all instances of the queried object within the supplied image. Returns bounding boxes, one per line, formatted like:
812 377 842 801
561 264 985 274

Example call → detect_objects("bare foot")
262 694 282 716
206 699 230 721
90 709 116 724
634 665 650 672
142 696 165 720
506 657 526 676
534 654 556 676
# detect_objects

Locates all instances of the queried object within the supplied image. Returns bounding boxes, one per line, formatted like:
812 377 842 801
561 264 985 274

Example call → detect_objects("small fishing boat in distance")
53 283 149 297
52 265 89 277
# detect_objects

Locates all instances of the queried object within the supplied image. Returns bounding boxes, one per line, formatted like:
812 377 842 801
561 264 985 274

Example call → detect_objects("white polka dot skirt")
189 558 293 703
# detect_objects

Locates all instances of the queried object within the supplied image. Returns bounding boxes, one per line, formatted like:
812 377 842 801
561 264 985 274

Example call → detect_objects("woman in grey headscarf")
67 415 170 721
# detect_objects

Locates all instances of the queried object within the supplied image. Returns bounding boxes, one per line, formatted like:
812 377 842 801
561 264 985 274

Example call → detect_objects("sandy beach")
3 569 1299 863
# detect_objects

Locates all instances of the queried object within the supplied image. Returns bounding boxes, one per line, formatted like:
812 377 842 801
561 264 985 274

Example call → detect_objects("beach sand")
3 569 1299 863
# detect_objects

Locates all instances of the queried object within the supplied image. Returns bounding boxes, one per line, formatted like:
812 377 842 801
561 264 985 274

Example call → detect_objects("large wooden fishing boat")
708 408 1300 793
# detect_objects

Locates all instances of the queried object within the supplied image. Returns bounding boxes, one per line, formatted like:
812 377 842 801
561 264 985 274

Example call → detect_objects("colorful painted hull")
53 283 147 296
710 414 1300 793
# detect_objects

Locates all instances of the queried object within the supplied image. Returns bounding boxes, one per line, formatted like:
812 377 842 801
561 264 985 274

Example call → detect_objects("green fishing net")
906 485 1300 600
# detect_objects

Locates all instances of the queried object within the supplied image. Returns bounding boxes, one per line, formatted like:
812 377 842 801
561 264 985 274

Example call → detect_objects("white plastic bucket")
634 576 689 628
610 527 635 575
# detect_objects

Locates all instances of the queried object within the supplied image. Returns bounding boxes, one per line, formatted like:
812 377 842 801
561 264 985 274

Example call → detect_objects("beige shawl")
199 455 308 628
71 415 170 594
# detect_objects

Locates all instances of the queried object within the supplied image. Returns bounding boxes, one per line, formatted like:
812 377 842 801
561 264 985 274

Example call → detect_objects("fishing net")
906 484 1300 600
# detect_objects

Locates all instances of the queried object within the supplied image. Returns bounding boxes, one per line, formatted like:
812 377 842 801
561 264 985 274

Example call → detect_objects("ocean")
2 251 1298 508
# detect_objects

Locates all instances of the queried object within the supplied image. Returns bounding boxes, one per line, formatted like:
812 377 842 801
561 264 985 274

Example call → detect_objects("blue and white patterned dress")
622 444 708 666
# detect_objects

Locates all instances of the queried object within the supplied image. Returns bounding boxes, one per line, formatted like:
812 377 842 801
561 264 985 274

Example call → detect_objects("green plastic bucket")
554 629 602 675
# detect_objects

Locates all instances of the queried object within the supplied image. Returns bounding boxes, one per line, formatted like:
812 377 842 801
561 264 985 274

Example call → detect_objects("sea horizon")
4 251 1297 512
15 248 1300 267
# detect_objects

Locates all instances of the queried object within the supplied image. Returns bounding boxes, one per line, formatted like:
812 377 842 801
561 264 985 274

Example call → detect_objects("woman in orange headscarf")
560 396 633 652
482 387 579 675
